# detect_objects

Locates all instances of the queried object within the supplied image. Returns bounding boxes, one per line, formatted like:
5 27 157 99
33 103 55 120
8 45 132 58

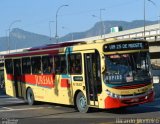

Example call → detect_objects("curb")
155 97 160 101
0 95 9 98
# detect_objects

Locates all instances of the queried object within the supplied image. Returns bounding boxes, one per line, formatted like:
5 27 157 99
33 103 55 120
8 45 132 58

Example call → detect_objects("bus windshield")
104 52 151 84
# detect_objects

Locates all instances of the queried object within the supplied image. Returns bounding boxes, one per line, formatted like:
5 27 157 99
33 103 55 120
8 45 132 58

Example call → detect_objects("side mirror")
101 54 105 73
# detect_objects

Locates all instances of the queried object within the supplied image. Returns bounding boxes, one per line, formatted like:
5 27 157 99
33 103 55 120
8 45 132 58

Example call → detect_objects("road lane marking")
0 96 17 99
4 97 18 99
55 106 60 108
5 100 25 103
1 107 13 110
0 107 52 112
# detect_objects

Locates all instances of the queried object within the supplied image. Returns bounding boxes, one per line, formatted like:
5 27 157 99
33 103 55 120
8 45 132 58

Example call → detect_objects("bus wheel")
27 88 35 105
76 92 89 113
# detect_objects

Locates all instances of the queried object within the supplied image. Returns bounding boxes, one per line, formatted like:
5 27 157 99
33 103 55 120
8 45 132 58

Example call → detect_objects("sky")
0 0 160 37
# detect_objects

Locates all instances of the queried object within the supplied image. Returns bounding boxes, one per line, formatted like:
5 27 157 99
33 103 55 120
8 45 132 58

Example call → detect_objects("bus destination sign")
103 42 148 52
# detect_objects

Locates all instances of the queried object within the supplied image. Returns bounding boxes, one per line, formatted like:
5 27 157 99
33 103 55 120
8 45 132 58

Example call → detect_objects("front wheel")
76 92 89 113
26 88 35 105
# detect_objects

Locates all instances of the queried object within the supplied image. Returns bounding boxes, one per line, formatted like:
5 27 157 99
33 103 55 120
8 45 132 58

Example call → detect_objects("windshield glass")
104 52 151 84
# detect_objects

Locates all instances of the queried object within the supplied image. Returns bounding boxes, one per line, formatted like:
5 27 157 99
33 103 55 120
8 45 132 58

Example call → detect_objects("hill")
0 20 157 51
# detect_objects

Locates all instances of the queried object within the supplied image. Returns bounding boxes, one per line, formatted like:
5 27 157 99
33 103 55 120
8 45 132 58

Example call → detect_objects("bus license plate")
131 98 139 102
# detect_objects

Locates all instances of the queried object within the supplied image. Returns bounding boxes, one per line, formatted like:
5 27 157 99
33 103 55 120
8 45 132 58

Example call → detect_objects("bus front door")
13 59 23 98
84 51 101 106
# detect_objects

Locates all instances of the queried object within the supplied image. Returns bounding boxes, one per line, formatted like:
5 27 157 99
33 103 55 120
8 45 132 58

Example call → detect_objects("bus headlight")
106 90 121 98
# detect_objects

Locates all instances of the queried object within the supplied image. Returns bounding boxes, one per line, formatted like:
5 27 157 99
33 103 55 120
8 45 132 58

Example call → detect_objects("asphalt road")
0 94 160 124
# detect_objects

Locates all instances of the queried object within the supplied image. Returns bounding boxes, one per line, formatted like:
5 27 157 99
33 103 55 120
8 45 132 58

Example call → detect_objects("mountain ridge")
0 20 157 51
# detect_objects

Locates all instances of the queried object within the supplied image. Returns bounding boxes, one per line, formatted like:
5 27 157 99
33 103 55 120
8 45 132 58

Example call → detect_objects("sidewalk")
0 95 8 98
155 97 160 101
0 88 5 95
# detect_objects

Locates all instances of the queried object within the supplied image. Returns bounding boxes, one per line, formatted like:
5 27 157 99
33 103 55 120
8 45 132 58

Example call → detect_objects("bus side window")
5 59 13 74
31 57 42 74
54 56 60 74
42 56 53 74
54 55 67 74
60 55 67 74
22 57 31 74
14 59 22 75
68 53 82 74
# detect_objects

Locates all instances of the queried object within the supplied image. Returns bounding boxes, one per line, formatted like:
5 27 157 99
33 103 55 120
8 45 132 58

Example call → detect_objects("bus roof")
4 41 85 58
28 41 85 51
4 39 147 58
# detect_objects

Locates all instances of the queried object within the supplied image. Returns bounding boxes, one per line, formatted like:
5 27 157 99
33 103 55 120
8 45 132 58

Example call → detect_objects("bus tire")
76 92 89 113
26 88 35 105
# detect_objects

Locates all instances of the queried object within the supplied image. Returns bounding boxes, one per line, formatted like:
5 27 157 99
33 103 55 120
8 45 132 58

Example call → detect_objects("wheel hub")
79 96 87 109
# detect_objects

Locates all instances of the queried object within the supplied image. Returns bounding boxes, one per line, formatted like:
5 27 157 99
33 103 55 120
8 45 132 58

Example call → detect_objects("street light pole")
92 8 105 38
159 14 160 34
55 4 68 43
144 0 157 39
100 8 106 37
5 29 9 54
8 20 21 53
49 21 54 42
147 0 159 34
144 0 146 39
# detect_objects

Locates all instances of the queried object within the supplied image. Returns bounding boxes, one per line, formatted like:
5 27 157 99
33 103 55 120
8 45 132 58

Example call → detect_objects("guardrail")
110 29 160 42
73 24 160 43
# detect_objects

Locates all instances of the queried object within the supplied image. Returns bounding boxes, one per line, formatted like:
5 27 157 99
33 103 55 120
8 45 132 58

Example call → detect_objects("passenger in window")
61 65 67 74
75 60 81 73
35 66 41 74
71 63 80 74
55 63 60 74
71 63 76 73
44 65 52 74
75 66 81 73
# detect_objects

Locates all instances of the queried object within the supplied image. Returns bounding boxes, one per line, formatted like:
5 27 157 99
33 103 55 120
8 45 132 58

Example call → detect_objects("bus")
4 39 154 113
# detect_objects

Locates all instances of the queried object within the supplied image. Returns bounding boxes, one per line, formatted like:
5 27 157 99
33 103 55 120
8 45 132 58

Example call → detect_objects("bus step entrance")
89 101 98 106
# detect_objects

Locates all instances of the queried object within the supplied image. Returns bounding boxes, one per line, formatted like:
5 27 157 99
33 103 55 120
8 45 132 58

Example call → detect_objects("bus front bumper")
104 89 154 109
